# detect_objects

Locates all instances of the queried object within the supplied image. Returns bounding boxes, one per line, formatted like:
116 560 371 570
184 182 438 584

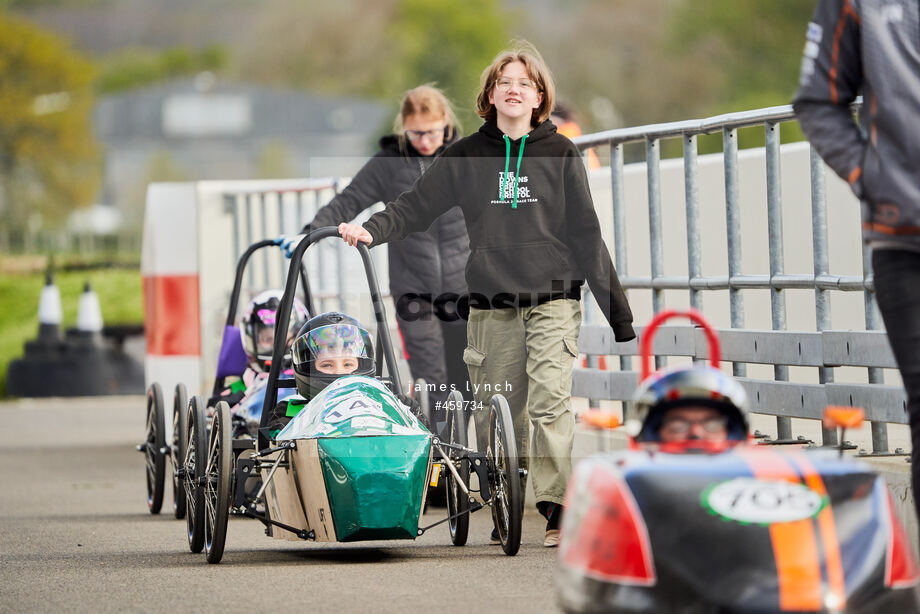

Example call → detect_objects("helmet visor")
254 309 278 355
293 324 370 365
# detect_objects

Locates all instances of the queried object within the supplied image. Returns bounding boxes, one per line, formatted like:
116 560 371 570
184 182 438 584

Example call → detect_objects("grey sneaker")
490 527 501 544
544 529 560 547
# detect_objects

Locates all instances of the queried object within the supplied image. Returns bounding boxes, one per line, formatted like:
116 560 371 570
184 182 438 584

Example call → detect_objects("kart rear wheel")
171 383 189 519
445 390 470 546
488 394 522 556
185 395 207 553
205 401 232 564
144 383 166 515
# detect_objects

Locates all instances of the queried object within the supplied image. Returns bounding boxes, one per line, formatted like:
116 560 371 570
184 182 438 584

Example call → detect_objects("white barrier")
141 178 391 397
142 182 202 400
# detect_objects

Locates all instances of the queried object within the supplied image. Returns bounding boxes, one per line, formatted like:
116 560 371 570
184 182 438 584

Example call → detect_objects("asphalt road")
0 396 562 614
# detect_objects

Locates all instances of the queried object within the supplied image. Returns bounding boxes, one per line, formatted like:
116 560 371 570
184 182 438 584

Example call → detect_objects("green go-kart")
178 227 523 563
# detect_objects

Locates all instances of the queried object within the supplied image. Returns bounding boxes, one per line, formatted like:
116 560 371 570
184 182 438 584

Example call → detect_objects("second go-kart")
140 236 314 526
557 309 920 613
185 226 524 563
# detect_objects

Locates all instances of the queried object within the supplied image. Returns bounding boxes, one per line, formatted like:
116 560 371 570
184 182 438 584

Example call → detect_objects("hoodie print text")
492 171 538 206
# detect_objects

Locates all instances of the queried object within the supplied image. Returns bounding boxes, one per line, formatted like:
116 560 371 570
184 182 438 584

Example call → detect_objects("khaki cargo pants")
463 298 581 506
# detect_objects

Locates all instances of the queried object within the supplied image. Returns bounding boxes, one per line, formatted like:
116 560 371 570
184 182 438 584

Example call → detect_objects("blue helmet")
632 366 749 443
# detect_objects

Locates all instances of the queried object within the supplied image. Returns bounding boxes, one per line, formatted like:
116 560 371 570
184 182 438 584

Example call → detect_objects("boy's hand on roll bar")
339 223 373 247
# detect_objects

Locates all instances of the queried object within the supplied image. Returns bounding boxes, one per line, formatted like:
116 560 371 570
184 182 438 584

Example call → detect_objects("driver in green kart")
265 312 376 437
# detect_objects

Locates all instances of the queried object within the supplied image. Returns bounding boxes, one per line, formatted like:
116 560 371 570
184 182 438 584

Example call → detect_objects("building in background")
94 73 389 228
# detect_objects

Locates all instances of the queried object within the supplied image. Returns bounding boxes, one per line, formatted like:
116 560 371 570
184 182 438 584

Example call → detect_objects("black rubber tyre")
488 394 522 556
445 390 470 546
171 383 189 519
185 395 207 553
205 401 232 564
144 383 166 515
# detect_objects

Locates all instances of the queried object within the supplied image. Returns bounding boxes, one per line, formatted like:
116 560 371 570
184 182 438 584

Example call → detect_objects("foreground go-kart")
185 227 523 563
557 309 920 613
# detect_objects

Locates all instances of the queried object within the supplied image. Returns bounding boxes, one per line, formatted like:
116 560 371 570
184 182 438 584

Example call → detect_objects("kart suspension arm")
416 500 484 535
433 442 471 497
253 448 288 502
254 440 296 458
238 505 314 541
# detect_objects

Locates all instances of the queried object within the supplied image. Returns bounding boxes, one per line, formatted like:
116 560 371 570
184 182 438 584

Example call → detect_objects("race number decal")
322 393 384 423
702 478 827 525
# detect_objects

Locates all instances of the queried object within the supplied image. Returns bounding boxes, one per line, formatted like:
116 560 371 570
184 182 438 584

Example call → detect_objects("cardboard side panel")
292 439 337 542
261 446 309 541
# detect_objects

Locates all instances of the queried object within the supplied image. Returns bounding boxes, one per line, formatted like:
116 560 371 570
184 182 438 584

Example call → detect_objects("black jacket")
304 135 469 299
363 120 635 342
793 0 920 246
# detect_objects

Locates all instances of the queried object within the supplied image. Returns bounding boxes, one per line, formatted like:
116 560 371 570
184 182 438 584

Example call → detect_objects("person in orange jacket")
550 103 600 170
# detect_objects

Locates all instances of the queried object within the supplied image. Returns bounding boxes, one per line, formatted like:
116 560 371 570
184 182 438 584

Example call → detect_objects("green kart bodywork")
271 376 432 542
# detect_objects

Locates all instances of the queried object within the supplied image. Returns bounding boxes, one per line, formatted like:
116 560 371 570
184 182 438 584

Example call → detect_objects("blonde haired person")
303 85 470 427
338 42 635 547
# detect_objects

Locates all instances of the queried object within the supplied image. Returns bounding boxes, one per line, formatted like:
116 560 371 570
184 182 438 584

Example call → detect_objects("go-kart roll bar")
640 308 721 382
212 238 316 396
223 239 316 330
258 227 404 449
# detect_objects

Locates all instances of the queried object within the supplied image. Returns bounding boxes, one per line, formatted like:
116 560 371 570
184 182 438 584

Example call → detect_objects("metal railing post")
260 193 270 288
810 147 837 446
766 121 791 441
245 194 255 289
314 191 326 313
684 134 703 315
278 192 287 285
863 244 889 453
612 143 632 375
723 127 746 377
647 137 665 370
225 194 240 270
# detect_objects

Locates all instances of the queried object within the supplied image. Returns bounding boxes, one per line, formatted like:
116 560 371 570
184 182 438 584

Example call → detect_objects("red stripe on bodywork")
884 489 920 588
143 275 200 356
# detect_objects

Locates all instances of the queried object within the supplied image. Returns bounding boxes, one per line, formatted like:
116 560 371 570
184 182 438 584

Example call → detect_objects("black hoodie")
363 120 635 342
304 134 468 300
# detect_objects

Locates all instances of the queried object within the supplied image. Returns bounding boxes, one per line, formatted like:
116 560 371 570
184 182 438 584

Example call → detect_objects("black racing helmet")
632 365 750 444
291 312 375 399
240 290 310 372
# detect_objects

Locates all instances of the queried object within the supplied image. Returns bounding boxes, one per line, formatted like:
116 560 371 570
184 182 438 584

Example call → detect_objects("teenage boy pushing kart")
339 41 635 547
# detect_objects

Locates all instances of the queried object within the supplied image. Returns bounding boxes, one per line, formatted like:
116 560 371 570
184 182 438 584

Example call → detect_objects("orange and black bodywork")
557 447 920 613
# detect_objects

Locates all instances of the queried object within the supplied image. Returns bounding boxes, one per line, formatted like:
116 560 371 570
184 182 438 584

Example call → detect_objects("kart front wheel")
488 394 522 556
205 401 232 564
144 383 166 515
171 383 189 519
445 390 470 546
185 395 207 553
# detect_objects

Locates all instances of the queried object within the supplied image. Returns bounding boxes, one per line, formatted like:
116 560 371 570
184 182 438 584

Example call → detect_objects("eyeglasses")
405 127 445 141
660 415 728 436
495 77 538 92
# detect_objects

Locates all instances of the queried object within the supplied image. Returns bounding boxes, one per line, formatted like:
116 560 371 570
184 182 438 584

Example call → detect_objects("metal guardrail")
574 324 905 425
214 101 901 454
220 179 374 314
571 101 903 454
